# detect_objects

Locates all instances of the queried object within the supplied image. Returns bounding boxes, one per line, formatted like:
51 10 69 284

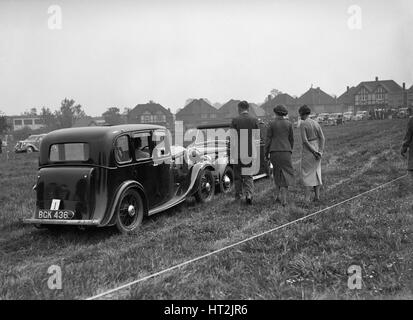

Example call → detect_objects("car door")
150 129 175 204
130 131 161 209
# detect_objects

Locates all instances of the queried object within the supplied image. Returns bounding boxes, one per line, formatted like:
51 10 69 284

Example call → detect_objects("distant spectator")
401 116 413 181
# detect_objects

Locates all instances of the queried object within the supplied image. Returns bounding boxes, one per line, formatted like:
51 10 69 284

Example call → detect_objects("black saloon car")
24 125 216 234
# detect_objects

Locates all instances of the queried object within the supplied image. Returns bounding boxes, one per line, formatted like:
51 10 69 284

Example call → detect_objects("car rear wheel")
26 147 34 153
195 169 215 203
219 166 234 194
115 189 144 234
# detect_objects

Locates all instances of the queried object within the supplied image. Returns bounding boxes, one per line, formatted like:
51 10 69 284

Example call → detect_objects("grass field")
1 119 412 300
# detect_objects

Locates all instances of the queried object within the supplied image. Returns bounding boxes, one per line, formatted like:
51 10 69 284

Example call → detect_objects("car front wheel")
195 169 215 203
115 189 144 234
26 147 34 153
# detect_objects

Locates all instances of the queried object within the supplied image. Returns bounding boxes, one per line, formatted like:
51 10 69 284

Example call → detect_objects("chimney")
347 86 350 92
403 82 406 90
267 95 272 101
375 76 379 81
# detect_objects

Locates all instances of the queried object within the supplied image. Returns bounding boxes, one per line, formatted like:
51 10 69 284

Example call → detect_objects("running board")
253 173 268 181
148 195 187 216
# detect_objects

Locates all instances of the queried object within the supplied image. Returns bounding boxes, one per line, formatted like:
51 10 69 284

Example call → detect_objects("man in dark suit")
401 115 413 179
230 101 259 205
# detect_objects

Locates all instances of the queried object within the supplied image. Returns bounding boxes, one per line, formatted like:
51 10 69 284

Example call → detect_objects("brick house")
297 87 342 114
337 86 358 113
127 102 174 132
407 85 413 108
352 77 404 112
175 99 219 130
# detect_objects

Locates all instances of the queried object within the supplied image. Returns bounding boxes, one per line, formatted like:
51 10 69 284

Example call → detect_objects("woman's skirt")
301 140 322 187
270 151 294 187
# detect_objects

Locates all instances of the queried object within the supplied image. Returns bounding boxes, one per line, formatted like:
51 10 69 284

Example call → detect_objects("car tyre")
195 169 215 203
219 166 234 194
115 189 144 234
26 147 34 153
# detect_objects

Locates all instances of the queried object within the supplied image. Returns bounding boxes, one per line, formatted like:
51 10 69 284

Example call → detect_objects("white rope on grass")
86 174 408 300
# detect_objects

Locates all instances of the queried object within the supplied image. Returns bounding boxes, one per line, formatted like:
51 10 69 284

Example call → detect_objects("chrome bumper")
24 219 100 226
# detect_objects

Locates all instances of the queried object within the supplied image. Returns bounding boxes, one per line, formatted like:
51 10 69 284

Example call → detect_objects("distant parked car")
14 134 47 153
316 113 329 124
353 111 368 121
343 112 353 121
397 108 409 119
326 113 344 126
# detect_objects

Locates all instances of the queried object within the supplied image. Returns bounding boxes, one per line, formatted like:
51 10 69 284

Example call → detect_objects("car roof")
44 124 165 142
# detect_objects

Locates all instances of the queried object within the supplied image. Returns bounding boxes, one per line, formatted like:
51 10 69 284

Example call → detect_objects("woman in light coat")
299 105 325 202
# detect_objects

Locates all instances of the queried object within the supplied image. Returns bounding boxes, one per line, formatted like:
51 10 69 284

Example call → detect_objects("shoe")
246 196 253 205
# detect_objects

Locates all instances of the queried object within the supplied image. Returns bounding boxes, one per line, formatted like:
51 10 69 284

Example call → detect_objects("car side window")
152 130 171 159
114 135 131 163
131 132 151 160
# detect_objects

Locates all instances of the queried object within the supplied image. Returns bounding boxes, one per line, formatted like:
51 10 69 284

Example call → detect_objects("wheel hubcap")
223 175 231 188
128 205 136 217
205 182 211 192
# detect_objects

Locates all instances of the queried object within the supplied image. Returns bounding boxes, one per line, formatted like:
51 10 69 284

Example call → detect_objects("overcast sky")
0 0 412 116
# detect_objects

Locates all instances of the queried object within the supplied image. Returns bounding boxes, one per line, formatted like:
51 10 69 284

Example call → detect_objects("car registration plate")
37 209 75 220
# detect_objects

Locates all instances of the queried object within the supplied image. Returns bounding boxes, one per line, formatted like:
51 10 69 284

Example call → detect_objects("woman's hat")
273 105 288 116
299 105 311 116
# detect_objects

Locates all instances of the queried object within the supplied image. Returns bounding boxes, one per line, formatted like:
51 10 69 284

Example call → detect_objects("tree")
264 89 283 102
56 98 86 128
22 108 37 116
39 107 59 130
0 111 10 134
102 107 123 125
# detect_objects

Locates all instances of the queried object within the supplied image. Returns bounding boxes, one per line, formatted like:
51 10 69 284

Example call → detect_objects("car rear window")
49 143 90 161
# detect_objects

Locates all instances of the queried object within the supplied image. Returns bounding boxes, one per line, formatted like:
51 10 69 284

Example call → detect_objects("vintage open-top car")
24 124 217 234
186 122 272 194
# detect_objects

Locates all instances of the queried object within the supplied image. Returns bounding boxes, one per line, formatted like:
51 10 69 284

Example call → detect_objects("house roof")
408 85 413 92
337 86 357 103
176 99 217 116
355 79 402 93
218 99 264 118
129 102 172 116
298 87 336 106
260 93 297 112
